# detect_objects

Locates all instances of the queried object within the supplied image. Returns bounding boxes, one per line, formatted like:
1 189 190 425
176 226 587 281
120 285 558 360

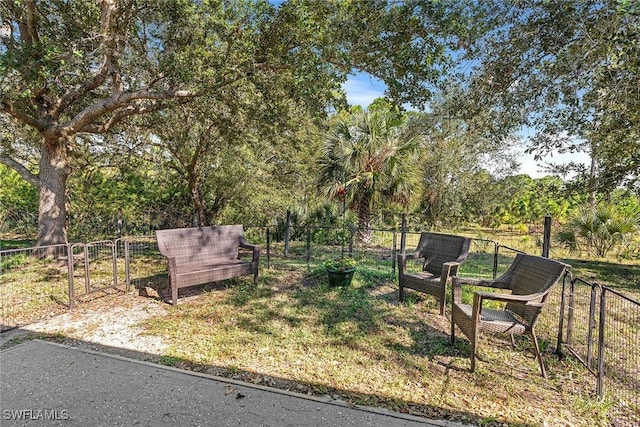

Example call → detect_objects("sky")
342 73 590 179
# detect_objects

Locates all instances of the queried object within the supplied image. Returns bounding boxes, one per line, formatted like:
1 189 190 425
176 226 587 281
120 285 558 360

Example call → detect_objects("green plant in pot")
323 257 357 287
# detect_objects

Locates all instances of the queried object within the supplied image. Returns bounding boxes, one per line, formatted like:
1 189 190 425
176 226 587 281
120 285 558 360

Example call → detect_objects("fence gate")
69 240 130 308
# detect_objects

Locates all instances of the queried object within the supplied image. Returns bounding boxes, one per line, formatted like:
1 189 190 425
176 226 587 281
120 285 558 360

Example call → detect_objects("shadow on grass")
133 273 262 304
0 331 497 427
34 265 610 426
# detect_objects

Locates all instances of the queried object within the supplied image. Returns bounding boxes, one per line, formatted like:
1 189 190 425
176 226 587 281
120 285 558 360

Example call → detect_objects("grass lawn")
2 233 637 425
137 264 615 426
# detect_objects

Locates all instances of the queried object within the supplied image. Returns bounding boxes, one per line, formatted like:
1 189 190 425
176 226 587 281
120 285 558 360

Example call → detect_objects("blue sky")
342 73 590 179
342 72 387 108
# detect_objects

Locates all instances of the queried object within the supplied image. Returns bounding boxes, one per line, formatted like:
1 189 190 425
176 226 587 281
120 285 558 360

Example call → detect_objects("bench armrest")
239 239 261 264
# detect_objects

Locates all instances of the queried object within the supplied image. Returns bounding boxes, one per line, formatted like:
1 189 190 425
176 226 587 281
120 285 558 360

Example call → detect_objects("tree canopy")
0 0 474 245
1 0 638 246
464 0 640 193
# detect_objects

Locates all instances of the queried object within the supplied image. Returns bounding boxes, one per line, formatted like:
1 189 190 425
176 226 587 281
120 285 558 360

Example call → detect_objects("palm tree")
318 110 422 242
558 203 639 258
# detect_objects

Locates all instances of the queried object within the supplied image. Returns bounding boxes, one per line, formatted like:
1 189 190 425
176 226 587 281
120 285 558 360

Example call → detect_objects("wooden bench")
155 225 260 304
398 232 472 315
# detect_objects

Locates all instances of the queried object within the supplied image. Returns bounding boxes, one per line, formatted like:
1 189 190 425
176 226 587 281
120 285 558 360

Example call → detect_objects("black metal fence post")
493 243 499 279
556 271 569 356
266 227 271 269
400 213 407 253
586 284 599 370
542 215 552 257
566 278 576 346
596 288 606 397
284 210 291 258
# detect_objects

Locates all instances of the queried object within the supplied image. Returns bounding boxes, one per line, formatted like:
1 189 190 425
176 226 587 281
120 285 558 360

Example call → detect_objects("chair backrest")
156 225 245 262
416 232 472 276
501 253 569 325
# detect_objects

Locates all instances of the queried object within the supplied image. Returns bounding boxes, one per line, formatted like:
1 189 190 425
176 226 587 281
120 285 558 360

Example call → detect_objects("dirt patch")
1 292 169 359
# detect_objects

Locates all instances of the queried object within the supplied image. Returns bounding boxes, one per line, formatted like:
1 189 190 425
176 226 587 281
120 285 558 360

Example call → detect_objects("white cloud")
517 150 591 178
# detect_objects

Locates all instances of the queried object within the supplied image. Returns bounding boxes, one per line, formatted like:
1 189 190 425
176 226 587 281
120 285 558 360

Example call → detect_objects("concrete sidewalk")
1 340 469 427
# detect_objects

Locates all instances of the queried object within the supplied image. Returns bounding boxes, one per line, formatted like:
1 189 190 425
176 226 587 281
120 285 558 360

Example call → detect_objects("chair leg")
470 332 477 372
450 316 456 344
171 284 178 305
470 295 482 373
399 284 404 302
438 293 446 316
529 329 547 379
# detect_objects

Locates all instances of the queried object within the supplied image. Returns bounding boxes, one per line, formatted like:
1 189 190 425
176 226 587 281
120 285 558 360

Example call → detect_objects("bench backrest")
156 225 245 262
415 232 472 276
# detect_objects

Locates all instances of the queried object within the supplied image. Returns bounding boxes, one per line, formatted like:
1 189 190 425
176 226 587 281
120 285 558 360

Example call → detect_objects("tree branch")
0 155 39 187
24 0 40 46
53 0 120 117
68 89 201 135
1 101 47 131
80 102 167 134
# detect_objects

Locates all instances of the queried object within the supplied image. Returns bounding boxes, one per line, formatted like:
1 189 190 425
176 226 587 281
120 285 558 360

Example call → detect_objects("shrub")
558 203 639 258
323 257 357 272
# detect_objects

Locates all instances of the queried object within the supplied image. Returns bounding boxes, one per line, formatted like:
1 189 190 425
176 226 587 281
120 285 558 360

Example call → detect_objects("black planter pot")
326 268 356 287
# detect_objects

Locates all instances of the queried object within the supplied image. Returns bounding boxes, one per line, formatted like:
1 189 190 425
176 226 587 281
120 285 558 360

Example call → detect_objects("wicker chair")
398 233 472 315
450 253 570 378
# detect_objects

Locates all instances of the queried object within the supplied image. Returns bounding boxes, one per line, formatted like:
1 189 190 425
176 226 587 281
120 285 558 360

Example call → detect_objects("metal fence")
558 277 640 427
1 225 638 424
0 227 522 332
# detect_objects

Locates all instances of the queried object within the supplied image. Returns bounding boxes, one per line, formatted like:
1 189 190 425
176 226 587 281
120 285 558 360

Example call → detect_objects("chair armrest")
439 261 461 285
452 275 514 289
398 251 421 262
398 251 422 276
453 252 469 264
451 274 481 303
451 276 507 304
474 290 546 305
452 276 490 287
442 261 461 273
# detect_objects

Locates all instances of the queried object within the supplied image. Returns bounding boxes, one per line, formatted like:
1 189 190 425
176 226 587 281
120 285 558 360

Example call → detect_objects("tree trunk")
355 196 372 243
188 173 208 226
37 136 70 246
587 153 597 207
